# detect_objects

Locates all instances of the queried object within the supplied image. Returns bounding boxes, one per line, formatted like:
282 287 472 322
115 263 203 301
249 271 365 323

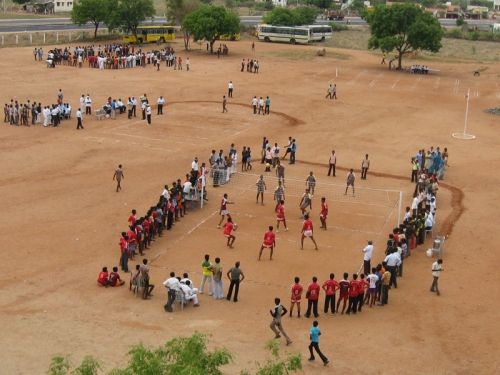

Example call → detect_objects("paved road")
0 15 494 33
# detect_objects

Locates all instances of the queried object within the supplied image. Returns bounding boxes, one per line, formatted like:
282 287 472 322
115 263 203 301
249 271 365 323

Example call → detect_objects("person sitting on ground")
179 280 200 307
97 267 109 287
108 266 125 287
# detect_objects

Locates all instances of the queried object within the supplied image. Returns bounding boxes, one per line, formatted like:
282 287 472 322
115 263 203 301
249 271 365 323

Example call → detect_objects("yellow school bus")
123 26 178 44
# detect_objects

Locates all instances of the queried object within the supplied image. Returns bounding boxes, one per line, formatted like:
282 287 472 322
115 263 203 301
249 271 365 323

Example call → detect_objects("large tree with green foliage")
166 0 201 50
71 0 115 39
183 5 240 53
367 4 444 70
262 6 318 26
107 0 155 38
306 0 332 10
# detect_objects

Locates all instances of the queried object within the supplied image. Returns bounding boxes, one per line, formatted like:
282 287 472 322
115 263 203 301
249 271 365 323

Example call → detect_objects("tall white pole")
463 88 470 136
397 191 403 226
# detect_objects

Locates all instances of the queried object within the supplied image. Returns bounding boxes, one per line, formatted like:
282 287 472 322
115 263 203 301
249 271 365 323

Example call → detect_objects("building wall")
272 0 287 7
53 0 73 12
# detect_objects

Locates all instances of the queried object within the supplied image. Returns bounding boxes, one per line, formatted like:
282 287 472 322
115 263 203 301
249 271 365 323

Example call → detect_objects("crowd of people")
410 65 430 74
240 58 260 73
108 157 208 299
37 44 194 71
3 98 72 127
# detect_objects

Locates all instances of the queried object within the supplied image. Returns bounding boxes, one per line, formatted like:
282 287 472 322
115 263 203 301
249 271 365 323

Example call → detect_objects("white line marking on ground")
391 78 400 89
150 210 219 264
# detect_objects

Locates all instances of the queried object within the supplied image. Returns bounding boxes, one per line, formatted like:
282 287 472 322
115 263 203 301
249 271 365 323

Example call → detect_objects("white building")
53 0 74 12
272 0 287 7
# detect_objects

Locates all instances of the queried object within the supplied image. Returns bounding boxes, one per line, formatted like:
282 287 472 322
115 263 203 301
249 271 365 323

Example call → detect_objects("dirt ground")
1 39 499 374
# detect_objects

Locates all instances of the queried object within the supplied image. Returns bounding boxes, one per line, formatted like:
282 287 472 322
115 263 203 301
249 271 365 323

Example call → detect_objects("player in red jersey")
346 273 360 315
357 273 369 312
128 209 137 228
322 273 339 314
275 200 288 232
223 215 236 248
217 193 233 228
259 226 276 261
301 214 318 250
319 197 328 230
97 267 109 287
336 272 350 314
289 276 303 317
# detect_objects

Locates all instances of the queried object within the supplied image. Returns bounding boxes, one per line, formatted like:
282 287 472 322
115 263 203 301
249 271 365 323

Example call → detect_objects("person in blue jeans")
308 320 329 366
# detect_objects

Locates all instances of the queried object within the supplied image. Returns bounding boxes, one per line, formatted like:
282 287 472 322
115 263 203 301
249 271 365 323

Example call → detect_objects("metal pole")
200 182 204 208
56 32 59 42
463 88 470 136
30 34 32 44
15 34 18 44
397 191 403 226
43 33 46 43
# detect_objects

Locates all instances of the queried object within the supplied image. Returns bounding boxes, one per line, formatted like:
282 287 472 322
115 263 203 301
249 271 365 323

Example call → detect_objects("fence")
0 29 120 47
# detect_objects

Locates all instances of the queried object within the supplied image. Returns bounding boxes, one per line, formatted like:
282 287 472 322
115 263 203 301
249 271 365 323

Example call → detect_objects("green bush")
330 22 348 31
446 28 463 39
469 31 480 40
254 1 274 11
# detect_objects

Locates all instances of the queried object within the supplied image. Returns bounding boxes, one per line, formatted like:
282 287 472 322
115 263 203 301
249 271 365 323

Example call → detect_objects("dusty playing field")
1 39 499 374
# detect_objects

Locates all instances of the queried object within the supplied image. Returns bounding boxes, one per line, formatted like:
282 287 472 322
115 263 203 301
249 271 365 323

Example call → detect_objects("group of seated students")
102 96 126 116
410 65 430 74
97 266 125 288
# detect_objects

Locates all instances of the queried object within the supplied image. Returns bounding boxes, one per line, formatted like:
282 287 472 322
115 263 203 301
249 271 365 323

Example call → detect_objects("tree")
262 6 318 26
107 0 155 38
367 4 444 70
183 5 240 53
241 340 302 375
306 0 332 10
166 0 202 50
71 0 115 39
349 0 367 16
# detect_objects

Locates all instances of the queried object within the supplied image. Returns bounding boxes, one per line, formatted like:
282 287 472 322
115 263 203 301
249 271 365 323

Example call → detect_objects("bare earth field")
0 39 499 374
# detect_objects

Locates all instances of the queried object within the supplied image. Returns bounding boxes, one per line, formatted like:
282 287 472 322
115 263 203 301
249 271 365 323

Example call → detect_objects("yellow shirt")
202 261 213 276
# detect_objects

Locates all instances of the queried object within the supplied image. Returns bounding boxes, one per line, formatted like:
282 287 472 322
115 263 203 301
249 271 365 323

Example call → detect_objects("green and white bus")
257 24 312 44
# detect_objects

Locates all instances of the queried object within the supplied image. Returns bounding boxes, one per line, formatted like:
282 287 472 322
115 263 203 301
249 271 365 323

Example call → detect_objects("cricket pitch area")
0 39 499 374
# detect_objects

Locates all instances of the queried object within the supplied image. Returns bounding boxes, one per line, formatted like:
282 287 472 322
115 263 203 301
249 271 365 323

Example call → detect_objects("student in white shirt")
163 272 181 312
251 96 258 114
430 259 443 296
228 81 234 98
362 240 374 275
84 95 92 115
76 108 83 130
146 104 152 125
179 280 200 306
157 96 165 115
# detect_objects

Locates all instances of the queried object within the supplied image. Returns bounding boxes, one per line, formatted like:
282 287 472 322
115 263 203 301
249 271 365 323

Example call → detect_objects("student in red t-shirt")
319 197 328 230
259 226 276 261
305 276 321 318
218 193 233 228
289 276 303 318
127 227 137 259
336 272 350 314
128 209 137 228
275 200 288 232
108 266 125 287
357 273 369 312
119 232 129 273
346 273 360 315
97 267 109 287
301 214 319 250
322 273 339 314
223 215 236 248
